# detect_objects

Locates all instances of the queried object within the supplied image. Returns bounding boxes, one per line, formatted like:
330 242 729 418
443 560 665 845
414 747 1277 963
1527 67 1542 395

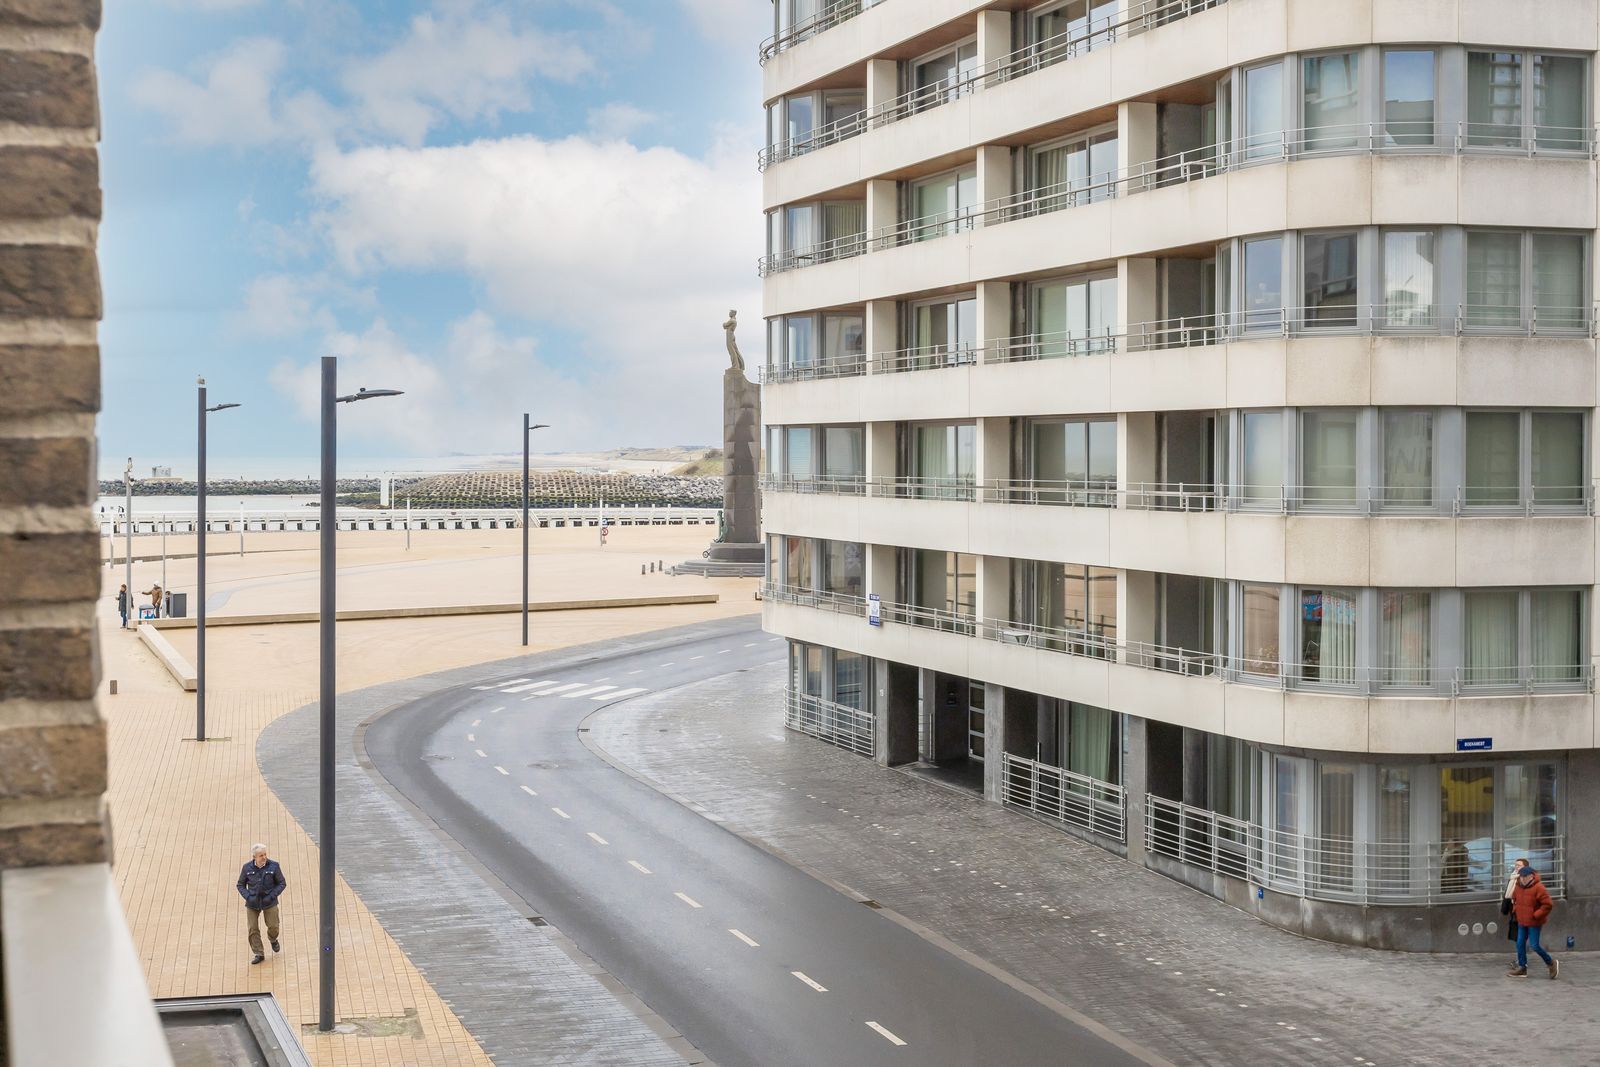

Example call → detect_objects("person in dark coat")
1502 857 1527 955
237 843 287 964
116 584 131 629
1508 864 1557 979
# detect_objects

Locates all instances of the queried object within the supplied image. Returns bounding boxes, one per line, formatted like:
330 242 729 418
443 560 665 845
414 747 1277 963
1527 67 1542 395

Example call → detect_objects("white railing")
759 0 880 65
759 473 869 496
1145 795 1566 905
785 688 876 758
1001 753 1125 842
866 475 976 502
761 356 867 384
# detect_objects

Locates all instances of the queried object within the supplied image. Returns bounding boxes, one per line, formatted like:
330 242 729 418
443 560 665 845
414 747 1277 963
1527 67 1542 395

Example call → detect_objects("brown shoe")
1549 959 1559 980
1507 966 1527 977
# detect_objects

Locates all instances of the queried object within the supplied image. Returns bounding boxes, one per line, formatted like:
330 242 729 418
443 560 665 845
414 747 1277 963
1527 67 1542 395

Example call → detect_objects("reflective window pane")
1530 589 1582 683
1379 590 1432 687
1533 53 1587 150
1464 411 1520 506
1383 50 1435 146
1300 410 1359 507
1439 766 1494 893
1463 590 1519 686
1382 230 1435 327
784 426 814 479
1303 231 1359 327
1241 410 1284 506
1382 410 1433 508
1464 231 1523 328
1302 52 1360 150
1241 583 1281 676
1532 232 1586 330
1300 588 1358 685
1244 62 1284 159
1242 236 1283 331
1532 411 1584 506
1467 51 1522 147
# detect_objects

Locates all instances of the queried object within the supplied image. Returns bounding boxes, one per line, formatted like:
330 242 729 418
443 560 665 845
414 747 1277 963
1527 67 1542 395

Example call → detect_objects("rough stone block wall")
0 0 107 875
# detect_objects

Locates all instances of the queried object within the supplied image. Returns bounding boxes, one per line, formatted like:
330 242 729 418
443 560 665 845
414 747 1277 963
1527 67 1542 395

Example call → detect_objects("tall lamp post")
319 359 403 1033
195 378 240 742
123 458 133 607
521 415 550 646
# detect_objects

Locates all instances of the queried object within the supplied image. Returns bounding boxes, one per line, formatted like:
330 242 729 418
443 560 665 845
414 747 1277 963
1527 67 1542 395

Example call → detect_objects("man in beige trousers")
236 843 286 964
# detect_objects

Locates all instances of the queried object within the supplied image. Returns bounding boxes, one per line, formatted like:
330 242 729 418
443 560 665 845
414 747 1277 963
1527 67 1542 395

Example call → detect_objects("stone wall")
0 0 107 872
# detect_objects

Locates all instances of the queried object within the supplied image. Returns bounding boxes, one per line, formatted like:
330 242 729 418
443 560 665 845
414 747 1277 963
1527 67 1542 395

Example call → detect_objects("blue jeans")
1517 923 1552 968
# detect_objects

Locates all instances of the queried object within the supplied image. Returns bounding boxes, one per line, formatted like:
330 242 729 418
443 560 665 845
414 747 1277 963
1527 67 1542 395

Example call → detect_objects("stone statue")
723 310 745 373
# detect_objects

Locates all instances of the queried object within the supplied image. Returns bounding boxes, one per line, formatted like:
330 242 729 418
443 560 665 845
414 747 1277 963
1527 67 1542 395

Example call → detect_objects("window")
1463 590 1519 687
1029 274 1118 356
908 422 975 498
1382 50 1435 146
1468 51 1589 150
764 199 866 270
822 425 865 484
1029 129 1118 209
1464 229 1589 332
1531 589 1584 683
1379 590 1431 688
1381 410 1433 508
1532 232 1586 329
1063 703 1120 785
786 315 816 369
1243 62 1284 159
1302 231 1358 327
1502 763 1559 854
1439 765 1494 893
1239 409 1284 506
1465 409 1587 511
1299 588 1358 686
784 426 814 480
910 167 977 241
1381 230 1435 327
1240 583 1281 676
1299 409 1359 507
785 93 814 146
821 539 864 598
1317 763 1357 891
1031 0 1119 66
1241 235 1283 331
785 535 814 592
910 296 977 367
913 40 978 109
1026 417 1116 500
1011 560 1117 652
1302 52 1360 150
834 649 867 711
909 549 977 622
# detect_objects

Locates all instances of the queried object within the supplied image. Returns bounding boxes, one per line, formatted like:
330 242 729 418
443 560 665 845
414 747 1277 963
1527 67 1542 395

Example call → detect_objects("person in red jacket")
1508 864 1557 979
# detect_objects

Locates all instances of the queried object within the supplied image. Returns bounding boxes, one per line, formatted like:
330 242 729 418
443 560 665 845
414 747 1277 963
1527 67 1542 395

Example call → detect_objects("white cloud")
342 2 594 144
130 38 311 147
296 131 761 448
236 272 375 338
678 0 771 48
586 102 656 141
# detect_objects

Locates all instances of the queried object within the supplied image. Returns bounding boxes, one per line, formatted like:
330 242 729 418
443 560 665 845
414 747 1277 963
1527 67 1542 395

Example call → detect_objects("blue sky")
97 0 766 477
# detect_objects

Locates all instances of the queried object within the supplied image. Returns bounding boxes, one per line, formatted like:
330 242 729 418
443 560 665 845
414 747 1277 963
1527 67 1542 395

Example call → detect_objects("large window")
909 295 977 368
1382 49 1435 146
910 167 978 241
1465 409 1587 511
1463 588 1587 689
823 426 865 484
1465 229 1590 331
1379 590 1432 688
1012 560 1117 652
1243 61 1284 159
1028 274 1118 356
821 539 865 598
1240 583 1281 676
907 422 976 498
1299 409 1359 507
1302 231 1358 326
1302 52 1360 150
766 88 866 158
767 311 865 376
907 549 977 624
1062 702 1120 785
1024 417 1116 500
1381 409 1433 508
1468 50 1589 150
1239 409 1284 507
913 40 978 109
1028 128 1118 209
764 199 866 270
1299 588 1358 686
1381 229 1435 327
1030 0 1120 65
1241 235 1284 330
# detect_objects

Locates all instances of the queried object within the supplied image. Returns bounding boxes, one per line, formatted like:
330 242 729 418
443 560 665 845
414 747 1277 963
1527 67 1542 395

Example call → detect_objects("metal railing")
785 688 876 757
759 229 869 277
981 477 1117 508
759 0 880 65
1000 753 1125 842
760 472 869 496
880 598 977 635
1146 795 1566 905
762 583 870 617
866 475 976 502
761 106 869 170
761 356 867 384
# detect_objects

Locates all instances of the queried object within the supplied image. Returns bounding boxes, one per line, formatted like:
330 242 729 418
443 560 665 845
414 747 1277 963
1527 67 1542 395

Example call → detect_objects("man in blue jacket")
237 843 286 964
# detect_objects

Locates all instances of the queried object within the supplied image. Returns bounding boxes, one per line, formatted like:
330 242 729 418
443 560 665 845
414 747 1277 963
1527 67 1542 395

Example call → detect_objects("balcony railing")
866 474 975 502
1000 752 1126 843
759 0 880 65
784 688 876 757
1146 795 1566 905
761 106 869 170
759 230 869 277
761 356 867 384
759 472 869 495
762 584 1594 697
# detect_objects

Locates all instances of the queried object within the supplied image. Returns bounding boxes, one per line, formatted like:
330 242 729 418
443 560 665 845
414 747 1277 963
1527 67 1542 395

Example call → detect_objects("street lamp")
320 360 403 1033
123 458 133 611
522 415 550 646
195 377 240 743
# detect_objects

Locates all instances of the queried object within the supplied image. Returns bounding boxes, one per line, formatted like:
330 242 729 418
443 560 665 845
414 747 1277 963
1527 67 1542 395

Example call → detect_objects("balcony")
760 0 884 66
1000 752 1126 844
784 688 876 757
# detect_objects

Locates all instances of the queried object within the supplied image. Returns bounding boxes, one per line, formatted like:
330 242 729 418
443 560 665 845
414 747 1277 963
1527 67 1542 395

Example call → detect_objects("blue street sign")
1456 737 1493 752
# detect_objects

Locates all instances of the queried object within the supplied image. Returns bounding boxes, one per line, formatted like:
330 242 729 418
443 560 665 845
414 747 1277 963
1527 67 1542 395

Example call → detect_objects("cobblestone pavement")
590 660 1597 1067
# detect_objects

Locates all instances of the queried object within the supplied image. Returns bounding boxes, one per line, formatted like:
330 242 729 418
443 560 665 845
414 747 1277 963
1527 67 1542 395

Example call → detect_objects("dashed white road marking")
562 684 617 699
471 719 481 727
767 637 782 642
520 786 538 797
488 706 504 714
470 685 494 691
627 669 644 675
484 679 530 690
466 733 475 742
689 655 704 660
866 1022 906 1046
659 662 676 667
717 649 732 654
728 929 759 947
587 832 608 846
494 765 509 776
474 749 487 758
674 892 702 909
628 860 652 875
599 687 647 700
743 643 757 647
790 971 827 992
551 807 571 819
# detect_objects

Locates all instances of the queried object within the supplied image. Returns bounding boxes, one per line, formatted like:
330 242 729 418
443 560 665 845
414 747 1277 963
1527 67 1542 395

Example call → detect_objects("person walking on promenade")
141 582 163 619
116 583 131 629
1502 857 1527 959
1507 863 1557 979
237 843 286 965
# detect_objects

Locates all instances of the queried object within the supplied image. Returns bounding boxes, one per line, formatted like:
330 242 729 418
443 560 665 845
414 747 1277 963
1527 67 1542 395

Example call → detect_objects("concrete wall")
0 0 108 871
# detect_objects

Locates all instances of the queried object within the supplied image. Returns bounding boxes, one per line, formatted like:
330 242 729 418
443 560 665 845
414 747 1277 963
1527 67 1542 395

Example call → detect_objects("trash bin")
166 591 188 618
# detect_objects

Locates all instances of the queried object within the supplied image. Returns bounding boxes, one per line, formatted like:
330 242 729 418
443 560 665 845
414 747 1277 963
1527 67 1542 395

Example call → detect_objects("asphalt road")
365 616 1158 1067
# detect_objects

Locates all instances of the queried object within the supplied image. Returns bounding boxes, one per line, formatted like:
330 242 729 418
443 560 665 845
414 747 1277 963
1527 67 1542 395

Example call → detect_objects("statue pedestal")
706 542 764 563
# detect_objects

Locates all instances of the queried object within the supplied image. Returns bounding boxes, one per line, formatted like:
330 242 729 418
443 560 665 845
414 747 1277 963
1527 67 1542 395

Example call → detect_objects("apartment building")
758 0 1600 951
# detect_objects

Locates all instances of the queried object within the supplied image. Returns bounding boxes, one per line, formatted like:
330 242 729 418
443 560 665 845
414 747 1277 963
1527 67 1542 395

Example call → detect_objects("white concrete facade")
758 0 1600 947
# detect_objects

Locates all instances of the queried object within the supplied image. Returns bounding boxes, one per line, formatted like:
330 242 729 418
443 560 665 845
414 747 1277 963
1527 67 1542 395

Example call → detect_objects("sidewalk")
588 661 1597 1067
98 526 753 1066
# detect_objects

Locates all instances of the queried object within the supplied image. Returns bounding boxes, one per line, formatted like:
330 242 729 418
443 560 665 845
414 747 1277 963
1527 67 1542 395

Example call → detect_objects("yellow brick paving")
99 525 756 1066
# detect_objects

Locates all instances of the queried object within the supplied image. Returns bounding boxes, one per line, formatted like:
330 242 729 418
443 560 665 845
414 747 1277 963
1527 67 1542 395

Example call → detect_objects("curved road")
366 617 1157 1067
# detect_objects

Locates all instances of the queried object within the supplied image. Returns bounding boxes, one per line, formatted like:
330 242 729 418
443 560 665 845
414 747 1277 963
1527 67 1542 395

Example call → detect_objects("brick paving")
590 661 1598 1067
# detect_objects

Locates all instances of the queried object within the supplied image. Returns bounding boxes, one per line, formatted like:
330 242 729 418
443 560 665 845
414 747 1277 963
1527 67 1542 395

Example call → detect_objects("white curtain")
1530 589 1581 683
1464 591 1519 686
1464 411 1520 506
1380 590 1431 686
1383 231 1435 327
1304 588 1357 685
1532 412 1583 505
1532 233 1585 329
1066 703 1116 785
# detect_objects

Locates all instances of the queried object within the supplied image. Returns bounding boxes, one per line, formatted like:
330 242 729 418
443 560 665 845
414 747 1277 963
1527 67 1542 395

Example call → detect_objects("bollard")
641 564 646 575
109 679 118 695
